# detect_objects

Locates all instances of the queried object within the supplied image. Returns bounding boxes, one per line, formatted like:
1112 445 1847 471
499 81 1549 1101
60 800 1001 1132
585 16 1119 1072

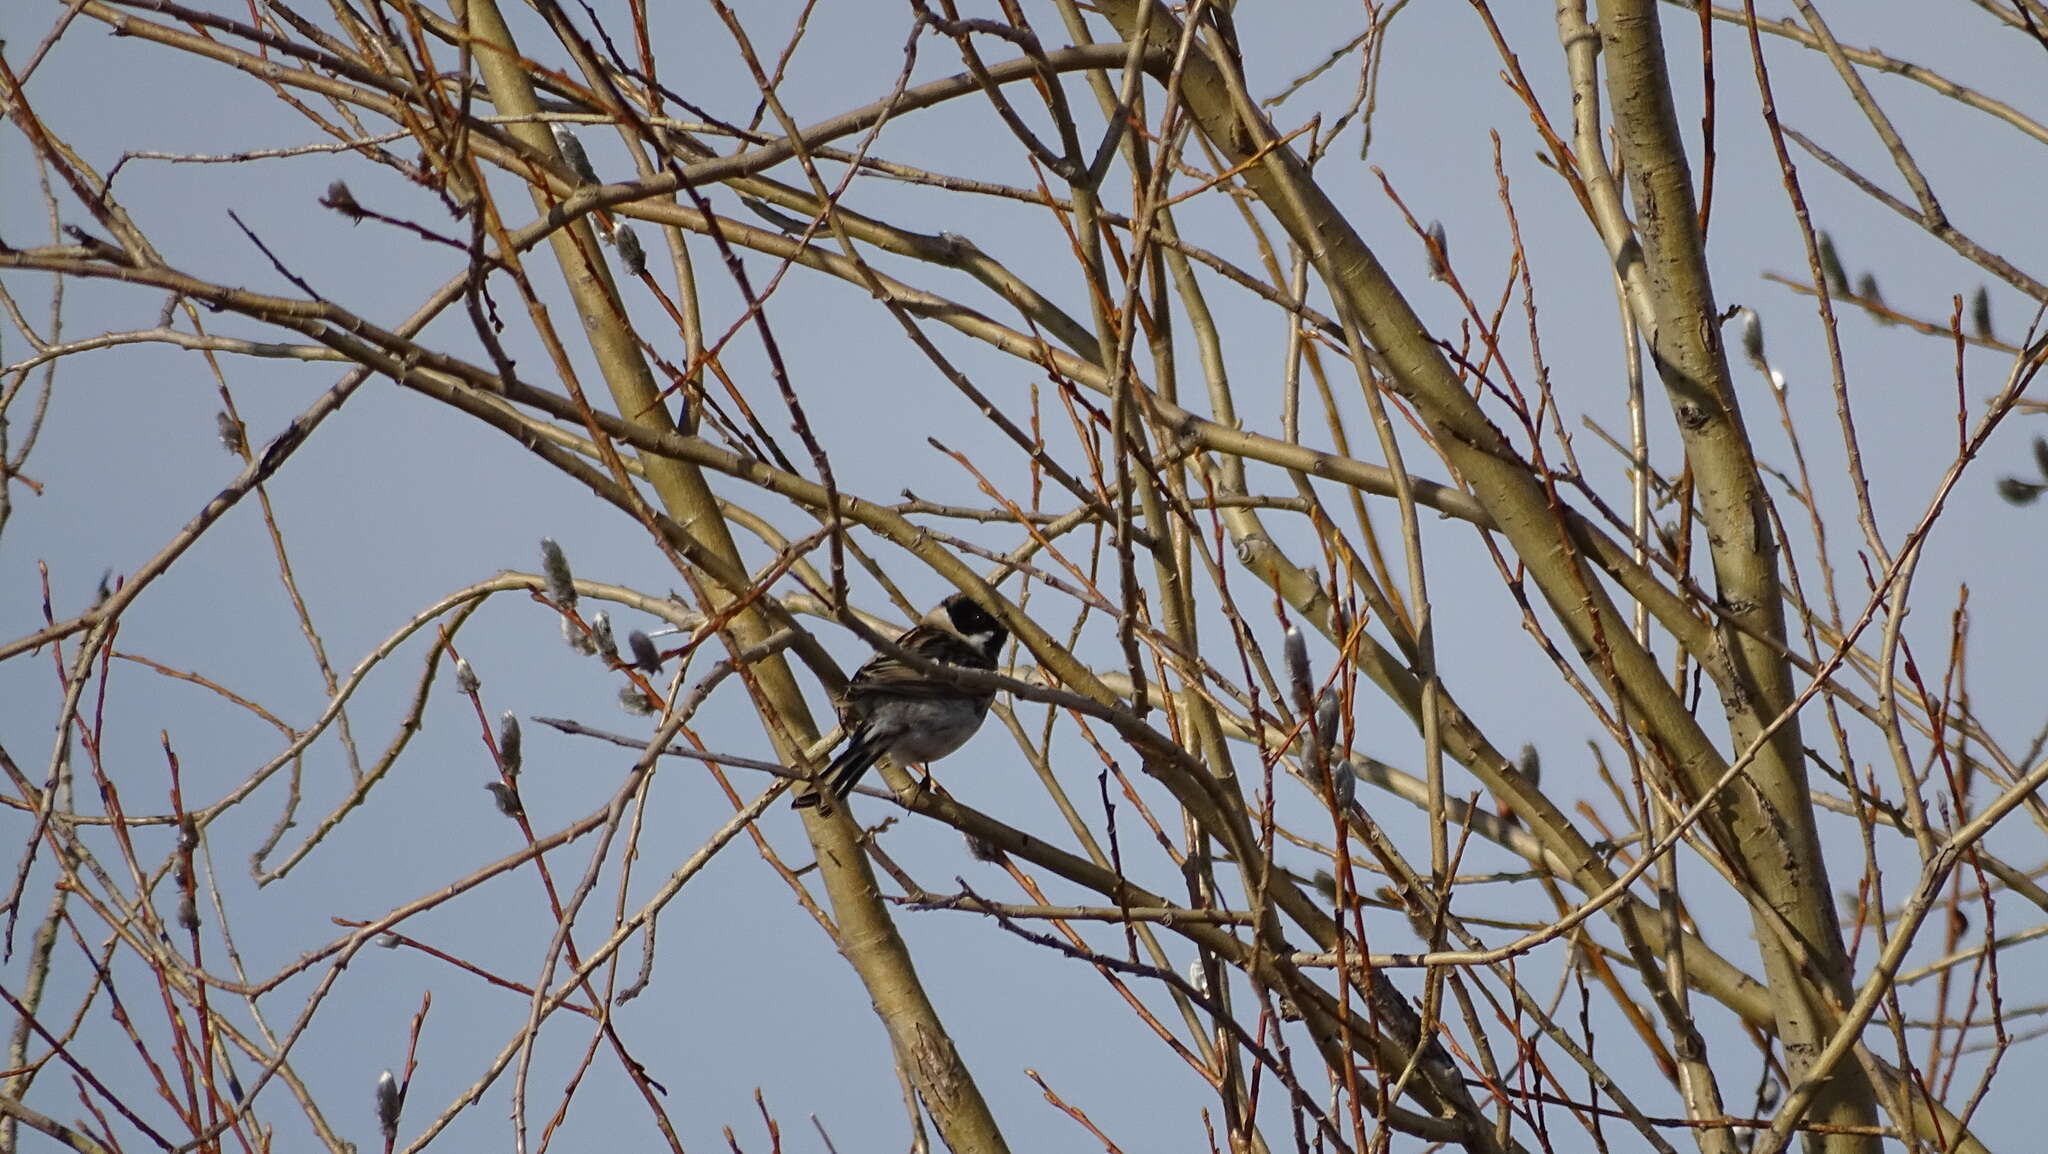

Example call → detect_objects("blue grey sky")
5 1 2046 1150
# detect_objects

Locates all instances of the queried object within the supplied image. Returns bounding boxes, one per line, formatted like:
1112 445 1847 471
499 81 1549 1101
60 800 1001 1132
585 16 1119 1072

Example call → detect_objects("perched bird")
794 592 1007 812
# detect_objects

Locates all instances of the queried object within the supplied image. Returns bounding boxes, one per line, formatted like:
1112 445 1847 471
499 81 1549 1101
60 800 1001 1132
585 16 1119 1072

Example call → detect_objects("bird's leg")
907 764 934 805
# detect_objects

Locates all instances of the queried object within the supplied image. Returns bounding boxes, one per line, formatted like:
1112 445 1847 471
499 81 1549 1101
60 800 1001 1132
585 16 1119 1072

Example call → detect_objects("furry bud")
627 630 663 673
1856 273 1894 324
376 1070 402 1144
539 538 577 609
1282 622 1311 711
498 712 522 777
484 781 523 818
615 226 646 277
1330 758 1358 808
1817 231 1848 294
550 124 598 184
321 180 365 222
1738 307 1766 371
562 615 597 655
1996 477 2043 506
1313 689 1340 747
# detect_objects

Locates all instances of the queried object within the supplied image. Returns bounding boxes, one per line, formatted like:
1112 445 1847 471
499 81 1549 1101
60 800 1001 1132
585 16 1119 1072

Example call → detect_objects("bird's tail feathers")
792 730 886 812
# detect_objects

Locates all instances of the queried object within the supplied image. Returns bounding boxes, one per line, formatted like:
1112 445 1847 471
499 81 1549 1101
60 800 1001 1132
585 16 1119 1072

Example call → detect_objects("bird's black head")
939 592 1007 661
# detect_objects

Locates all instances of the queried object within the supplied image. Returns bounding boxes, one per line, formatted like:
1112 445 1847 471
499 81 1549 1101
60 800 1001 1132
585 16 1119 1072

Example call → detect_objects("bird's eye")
951 599 994 633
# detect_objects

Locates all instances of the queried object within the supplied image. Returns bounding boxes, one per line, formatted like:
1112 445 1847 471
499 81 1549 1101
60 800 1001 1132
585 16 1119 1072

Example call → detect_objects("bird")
793 592 1007 813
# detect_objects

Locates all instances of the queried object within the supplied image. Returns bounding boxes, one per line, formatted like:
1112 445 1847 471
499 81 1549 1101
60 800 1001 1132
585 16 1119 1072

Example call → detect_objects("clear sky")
4 1 2045 1150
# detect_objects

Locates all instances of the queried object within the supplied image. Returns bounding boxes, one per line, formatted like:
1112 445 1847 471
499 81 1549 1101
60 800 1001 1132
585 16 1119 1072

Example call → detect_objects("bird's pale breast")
870 697 991 763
